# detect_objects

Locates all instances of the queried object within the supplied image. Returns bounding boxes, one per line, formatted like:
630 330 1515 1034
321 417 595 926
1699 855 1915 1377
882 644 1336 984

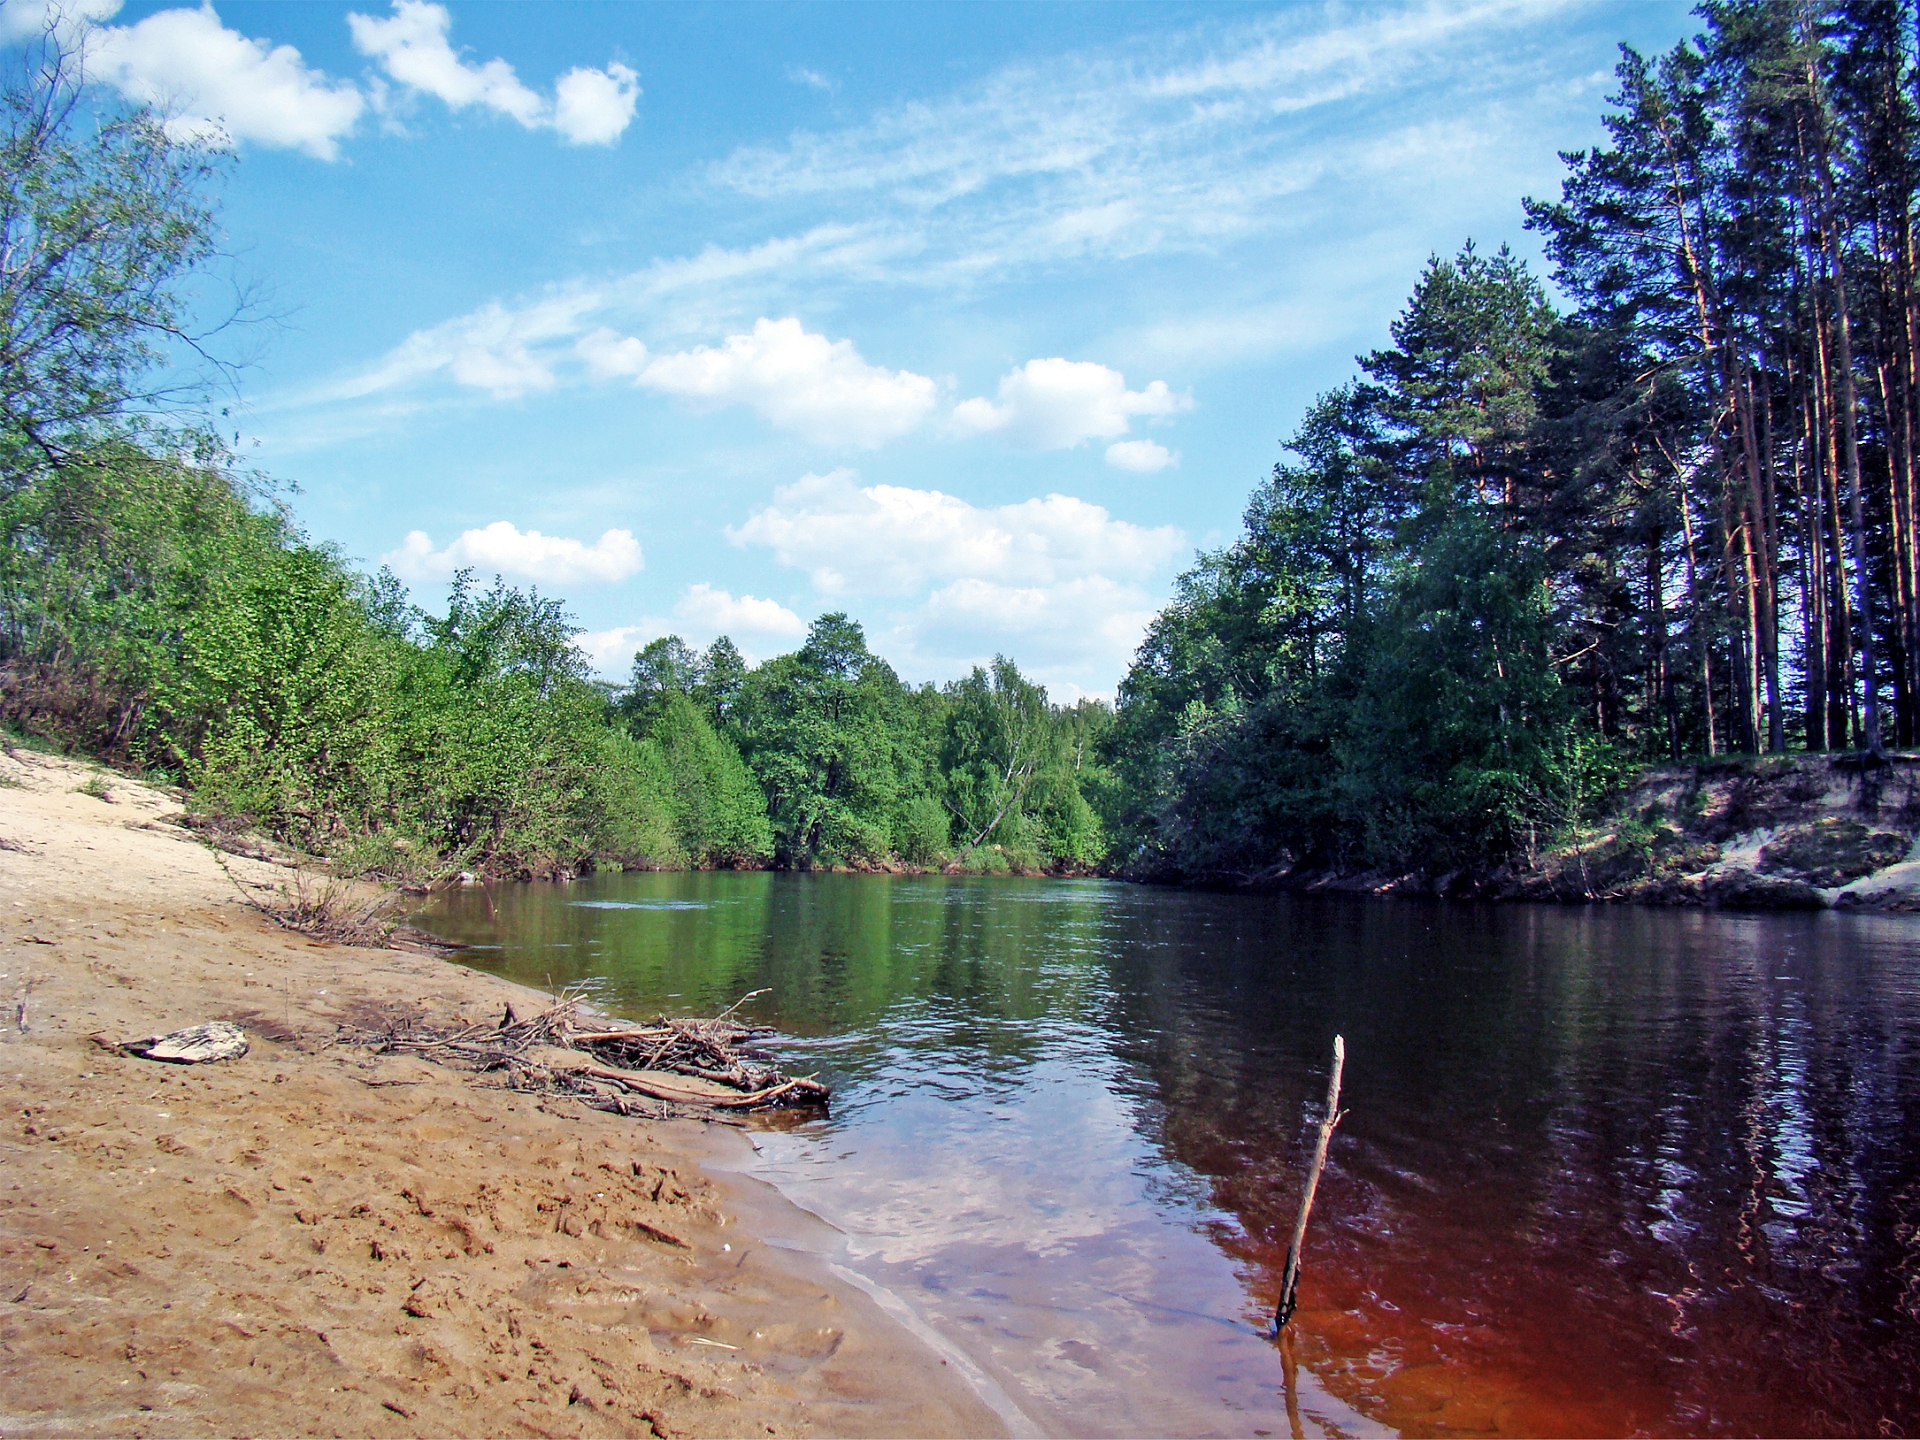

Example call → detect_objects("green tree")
1339 511 1581 868
1360 241 1559 526
619 635 701 726
733 613 912 865
940 657 1050 859
639 691 774 867
694 634 747 725
0 25 230 481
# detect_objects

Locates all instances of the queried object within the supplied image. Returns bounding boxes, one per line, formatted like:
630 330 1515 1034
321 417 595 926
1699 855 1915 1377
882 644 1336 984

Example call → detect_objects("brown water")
415 873 1920 1437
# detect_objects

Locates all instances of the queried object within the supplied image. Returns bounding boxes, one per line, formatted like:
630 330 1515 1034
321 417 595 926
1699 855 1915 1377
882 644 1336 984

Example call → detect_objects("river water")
414 872 1920 1437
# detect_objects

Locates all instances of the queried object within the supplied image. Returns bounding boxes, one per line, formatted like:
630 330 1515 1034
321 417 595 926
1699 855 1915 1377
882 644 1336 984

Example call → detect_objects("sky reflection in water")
417 872 1920 1438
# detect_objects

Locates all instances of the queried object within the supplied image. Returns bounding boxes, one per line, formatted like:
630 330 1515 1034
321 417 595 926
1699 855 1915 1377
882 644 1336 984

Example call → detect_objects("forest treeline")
4 437 1115 878
1107 1 1920 881
4 5 1915 885
3 435 1114 879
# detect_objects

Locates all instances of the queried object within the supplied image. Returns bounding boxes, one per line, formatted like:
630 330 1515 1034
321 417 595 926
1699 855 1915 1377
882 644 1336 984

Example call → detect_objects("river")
413 872 1920 1437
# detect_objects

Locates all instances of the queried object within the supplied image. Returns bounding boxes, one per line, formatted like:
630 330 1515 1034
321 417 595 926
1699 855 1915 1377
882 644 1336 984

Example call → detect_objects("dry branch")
336 994 829 1118
1275 1034 1345 1331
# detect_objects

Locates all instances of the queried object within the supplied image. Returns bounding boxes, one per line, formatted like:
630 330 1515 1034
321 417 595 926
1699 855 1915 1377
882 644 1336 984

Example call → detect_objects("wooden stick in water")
1275 1033 1345 1331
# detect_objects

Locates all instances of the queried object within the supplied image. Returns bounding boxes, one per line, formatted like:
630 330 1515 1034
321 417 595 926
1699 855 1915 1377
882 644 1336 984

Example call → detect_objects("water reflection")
419 875 1920 1437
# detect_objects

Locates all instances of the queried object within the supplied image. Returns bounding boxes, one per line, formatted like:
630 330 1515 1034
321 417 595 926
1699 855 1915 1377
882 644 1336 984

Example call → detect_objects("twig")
1275 1035 1345 1331
711 988 770 1023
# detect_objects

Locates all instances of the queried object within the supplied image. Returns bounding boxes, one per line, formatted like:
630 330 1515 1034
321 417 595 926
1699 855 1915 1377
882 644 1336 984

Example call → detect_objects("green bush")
895 793 951 866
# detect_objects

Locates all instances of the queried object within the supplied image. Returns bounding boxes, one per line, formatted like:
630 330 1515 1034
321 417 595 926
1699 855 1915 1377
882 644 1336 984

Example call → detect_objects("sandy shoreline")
0 747 1005 1438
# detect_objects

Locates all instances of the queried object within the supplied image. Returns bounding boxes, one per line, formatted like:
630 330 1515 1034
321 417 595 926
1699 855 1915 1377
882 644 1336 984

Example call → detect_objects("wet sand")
0 747 1005 1438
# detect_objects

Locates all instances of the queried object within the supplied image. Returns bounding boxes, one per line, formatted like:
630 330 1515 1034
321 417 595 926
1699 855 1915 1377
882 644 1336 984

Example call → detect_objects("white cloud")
296 227 919 411
1105 438 1177 472
348 1 639 144
687 0 1604 312
635 318 937 448
714 1 1558 210
31 0 638 161
553 61 640 145
576 326 649 380
86 4 365 159
348 0 543 125
672 582 807 639
728 468 1183 596
728 471 1187 694
323 291 600 401
575 624 659 673
910 573 1161 684
573 584 806 676
951 358 1189 451
0 0 121 44
786 65 833 92
384 521 643 586
263 0 1638 434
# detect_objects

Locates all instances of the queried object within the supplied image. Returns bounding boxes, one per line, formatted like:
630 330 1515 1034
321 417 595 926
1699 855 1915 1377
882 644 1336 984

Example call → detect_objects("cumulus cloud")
634 318 937 448
0 0 122 44
1105 438 1177 472
572 584 806 676
15 0 637 159
384 521 643 586
348 0 543 124
726 470 1187 694
85 4 365 159
576 326 649 380
912 573 1161 678
574 624 658 673
728 468 1183 596
349 0 639 144
673 582 807 639
951 358 1190 451
553 61 640 145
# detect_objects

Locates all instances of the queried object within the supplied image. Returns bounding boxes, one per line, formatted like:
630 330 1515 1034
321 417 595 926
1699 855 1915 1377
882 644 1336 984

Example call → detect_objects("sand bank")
0 748 1004 1438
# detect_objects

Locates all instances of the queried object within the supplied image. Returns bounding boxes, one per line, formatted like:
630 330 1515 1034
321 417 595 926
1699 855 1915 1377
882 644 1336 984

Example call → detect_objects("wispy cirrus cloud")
274 0 1596 417
709 0 1572 255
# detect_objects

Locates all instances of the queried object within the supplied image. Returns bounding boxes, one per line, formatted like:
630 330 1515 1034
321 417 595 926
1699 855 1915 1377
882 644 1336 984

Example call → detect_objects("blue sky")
15 0 1696 698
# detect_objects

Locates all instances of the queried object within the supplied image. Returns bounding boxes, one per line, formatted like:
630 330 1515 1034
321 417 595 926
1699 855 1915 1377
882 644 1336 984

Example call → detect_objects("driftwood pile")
340 991 830 1119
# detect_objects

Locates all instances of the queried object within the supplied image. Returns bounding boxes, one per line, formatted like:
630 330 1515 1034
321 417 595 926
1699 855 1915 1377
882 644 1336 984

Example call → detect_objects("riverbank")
1234 751 1920 911
0 749 1004 1437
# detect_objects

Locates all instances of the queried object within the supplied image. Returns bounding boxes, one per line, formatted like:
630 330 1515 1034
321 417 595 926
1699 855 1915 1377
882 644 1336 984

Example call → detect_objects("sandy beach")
0 746 1005 1438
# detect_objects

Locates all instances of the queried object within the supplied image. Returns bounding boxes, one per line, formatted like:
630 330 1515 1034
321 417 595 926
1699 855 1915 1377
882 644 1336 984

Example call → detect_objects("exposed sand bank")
0 748 1004 1438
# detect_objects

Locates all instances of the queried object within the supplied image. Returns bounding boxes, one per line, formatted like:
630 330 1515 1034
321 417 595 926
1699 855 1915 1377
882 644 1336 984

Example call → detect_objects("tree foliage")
1110 0 1920 881
0 25 233 483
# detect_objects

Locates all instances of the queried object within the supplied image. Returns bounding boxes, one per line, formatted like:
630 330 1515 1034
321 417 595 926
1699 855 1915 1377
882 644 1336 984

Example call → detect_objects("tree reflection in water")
424 875 1920 1437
